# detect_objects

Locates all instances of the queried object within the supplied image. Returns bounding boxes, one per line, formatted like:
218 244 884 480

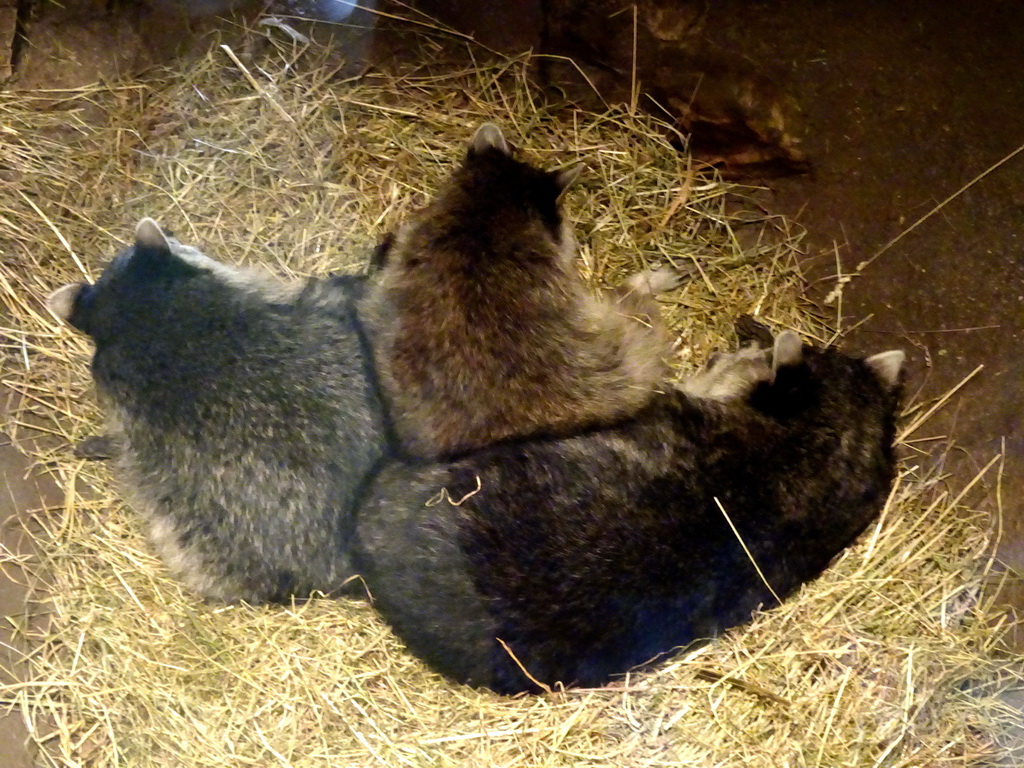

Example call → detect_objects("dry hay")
1 21 1021 768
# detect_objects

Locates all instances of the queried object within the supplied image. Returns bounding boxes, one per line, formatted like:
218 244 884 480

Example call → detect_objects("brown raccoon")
359 123 679 458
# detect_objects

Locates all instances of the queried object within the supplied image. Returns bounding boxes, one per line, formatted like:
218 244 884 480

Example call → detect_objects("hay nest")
1 20 1021 767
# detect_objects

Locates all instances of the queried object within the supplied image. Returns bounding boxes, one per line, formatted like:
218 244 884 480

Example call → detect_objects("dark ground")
704 0 1024 625
0 410 55 768
3 0 1024 764
405 0 1024 623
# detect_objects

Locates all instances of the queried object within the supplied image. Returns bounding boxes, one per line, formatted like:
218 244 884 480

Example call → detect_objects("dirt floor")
0 425 54 768
703 0 1024 624
2 0 1024 764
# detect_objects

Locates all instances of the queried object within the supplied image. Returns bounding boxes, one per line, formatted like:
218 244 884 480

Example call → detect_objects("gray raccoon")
47 219 388 603
351 331 904 693
359 123 680 458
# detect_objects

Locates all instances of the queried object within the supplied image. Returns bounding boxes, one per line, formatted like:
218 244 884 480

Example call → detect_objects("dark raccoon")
359 123 679 458
351 332 904 693
47 219 388 603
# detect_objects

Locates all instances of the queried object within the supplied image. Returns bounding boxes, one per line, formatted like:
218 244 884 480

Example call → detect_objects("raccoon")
351 331 904 693
359 123 681 458
47 219 388 603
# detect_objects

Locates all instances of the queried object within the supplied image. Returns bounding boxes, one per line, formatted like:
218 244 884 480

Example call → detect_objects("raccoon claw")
74 434 121 461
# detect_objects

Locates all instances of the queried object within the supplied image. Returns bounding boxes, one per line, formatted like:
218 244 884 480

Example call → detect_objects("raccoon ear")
771 330 804 374
469 123 510 157
865 350 905 389
135 218 173 252
46 283 84 322
554 164 583 198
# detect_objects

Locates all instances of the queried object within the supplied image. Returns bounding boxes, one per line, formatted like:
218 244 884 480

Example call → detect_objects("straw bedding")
1 21 1021 767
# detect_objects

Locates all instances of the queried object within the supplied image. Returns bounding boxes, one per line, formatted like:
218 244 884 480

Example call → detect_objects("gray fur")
680 342 773 401
134 217 170 249
772 330 804 371
51 221 388 603
865 350 906 388
46 282 81 321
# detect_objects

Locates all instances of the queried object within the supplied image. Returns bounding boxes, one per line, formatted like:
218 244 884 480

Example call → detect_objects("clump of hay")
1 21 1021 767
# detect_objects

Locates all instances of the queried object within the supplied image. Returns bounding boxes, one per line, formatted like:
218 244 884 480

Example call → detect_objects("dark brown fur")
359 124 677 458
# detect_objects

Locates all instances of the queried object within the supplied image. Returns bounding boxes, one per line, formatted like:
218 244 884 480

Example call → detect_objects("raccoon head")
463 122 582 244
744 330 905 420
769 330 905 391
392 124 583 271
46 218 202 340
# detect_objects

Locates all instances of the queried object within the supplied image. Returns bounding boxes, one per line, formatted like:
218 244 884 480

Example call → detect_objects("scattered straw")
899 364 984 443
714 497 782 605
827 140 1024 301
1 20 1021 768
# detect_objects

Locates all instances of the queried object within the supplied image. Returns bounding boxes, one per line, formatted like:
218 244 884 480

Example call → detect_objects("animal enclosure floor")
3 0 1024 764
0 394 59 768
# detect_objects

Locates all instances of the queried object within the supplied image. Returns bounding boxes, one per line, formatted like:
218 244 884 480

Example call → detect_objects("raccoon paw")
680 344 773 401
735 314 774 348
626 267 682 296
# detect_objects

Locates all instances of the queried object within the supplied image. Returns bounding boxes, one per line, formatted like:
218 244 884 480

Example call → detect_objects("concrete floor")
704 0 1024 627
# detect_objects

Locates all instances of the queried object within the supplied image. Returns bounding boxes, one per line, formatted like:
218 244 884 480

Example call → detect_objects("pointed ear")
772 330 803 375
469 123 510 157
135 217 172 251
865 350 905 389
46 283 84 322
554 164 583 198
